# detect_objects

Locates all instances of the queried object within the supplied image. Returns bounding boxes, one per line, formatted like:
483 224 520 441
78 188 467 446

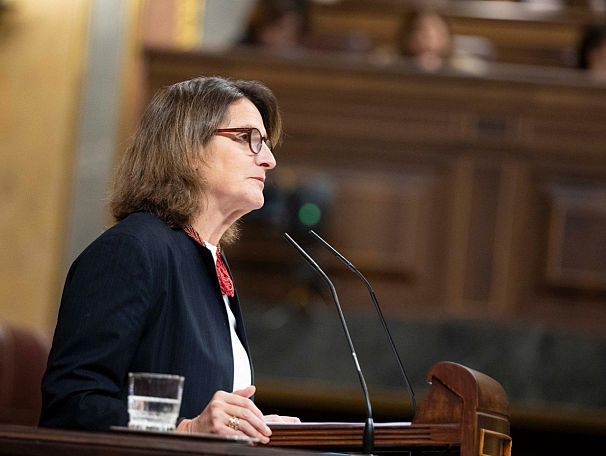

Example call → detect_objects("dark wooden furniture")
0 323 49 426
0 362 511 456
268 362 511 455
144 46 606 333
0 425 312 456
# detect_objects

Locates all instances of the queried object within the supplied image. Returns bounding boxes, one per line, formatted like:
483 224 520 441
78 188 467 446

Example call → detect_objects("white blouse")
204 242 252 392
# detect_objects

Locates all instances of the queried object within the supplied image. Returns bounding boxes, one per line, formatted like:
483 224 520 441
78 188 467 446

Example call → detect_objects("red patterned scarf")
184 225 235 298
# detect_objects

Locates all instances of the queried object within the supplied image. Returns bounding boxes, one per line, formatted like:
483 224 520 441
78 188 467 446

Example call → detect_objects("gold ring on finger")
227 416 240 431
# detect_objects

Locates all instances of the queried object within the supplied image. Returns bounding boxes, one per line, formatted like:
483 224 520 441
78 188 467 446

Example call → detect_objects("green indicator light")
298 203 322 226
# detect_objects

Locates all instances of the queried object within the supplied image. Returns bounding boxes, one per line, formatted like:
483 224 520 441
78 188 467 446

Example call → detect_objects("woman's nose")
257 143 276 169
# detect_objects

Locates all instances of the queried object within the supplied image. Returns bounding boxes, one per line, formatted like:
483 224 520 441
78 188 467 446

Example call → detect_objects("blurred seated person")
577 24 606 80
397 9 453 72
239 0 309 51
238 0 371 54
396 9 493 74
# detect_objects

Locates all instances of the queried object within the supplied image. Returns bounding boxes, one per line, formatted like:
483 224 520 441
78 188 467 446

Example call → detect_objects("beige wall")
0 0 91 334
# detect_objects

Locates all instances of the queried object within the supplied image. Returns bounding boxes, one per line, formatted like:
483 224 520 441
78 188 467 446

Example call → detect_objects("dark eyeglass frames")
214 127 273 154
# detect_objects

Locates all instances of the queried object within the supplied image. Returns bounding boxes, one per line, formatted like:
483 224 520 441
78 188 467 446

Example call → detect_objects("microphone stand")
309 229 417 420
283 233 375 455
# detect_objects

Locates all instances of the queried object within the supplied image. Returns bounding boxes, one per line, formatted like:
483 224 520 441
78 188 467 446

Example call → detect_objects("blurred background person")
397 9 453 72
395 8 493 74
239 0 310 51
577 23 606 80
238 0 370 54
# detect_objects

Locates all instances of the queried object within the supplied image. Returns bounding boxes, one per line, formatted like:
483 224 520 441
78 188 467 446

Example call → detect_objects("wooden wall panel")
544 185 606 291
328 170 421 273
490 161 532 316
325 166 446 307
462 165 500 305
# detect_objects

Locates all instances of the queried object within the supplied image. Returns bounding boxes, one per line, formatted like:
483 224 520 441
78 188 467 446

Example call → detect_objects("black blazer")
39 212 251 431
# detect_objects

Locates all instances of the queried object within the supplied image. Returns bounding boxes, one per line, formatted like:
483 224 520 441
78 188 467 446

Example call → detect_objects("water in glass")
128 394 181 431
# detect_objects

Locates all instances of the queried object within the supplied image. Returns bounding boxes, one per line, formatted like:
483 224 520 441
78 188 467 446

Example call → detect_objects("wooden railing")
268 362 511 455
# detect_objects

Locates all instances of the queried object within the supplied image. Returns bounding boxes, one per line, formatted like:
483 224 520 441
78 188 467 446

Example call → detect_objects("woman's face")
258 12 303 49
407 14 451 58
199 98 276 221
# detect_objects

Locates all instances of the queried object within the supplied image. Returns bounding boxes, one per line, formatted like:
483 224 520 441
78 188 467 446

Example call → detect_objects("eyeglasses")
214 127 273 155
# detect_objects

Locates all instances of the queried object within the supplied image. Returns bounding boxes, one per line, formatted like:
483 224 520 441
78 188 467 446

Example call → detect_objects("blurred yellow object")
175 0 203 49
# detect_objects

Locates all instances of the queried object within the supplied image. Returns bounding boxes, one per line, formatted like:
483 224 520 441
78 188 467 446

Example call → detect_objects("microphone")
308 229 417 421
283 233 375 455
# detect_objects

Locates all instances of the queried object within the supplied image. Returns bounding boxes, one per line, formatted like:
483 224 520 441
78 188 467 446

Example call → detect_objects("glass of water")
128 372 185 432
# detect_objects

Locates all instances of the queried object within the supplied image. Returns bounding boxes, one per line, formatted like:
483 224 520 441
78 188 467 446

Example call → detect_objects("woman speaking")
40 76 298 442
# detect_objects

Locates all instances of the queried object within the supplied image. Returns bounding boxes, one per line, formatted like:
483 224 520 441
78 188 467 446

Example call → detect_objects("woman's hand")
176 385 272 443
263 414 301 424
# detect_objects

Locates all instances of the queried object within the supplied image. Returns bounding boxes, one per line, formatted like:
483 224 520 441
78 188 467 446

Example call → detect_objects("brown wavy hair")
110 76 282 244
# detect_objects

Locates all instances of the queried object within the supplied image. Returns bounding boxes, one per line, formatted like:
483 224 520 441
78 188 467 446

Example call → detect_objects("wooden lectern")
0 362 510 455
268 361 511 455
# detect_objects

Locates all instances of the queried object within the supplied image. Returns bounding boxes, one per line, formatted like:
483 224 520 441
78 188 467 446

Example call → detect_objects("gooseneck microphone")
283 233 375 455
308 230 417 420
